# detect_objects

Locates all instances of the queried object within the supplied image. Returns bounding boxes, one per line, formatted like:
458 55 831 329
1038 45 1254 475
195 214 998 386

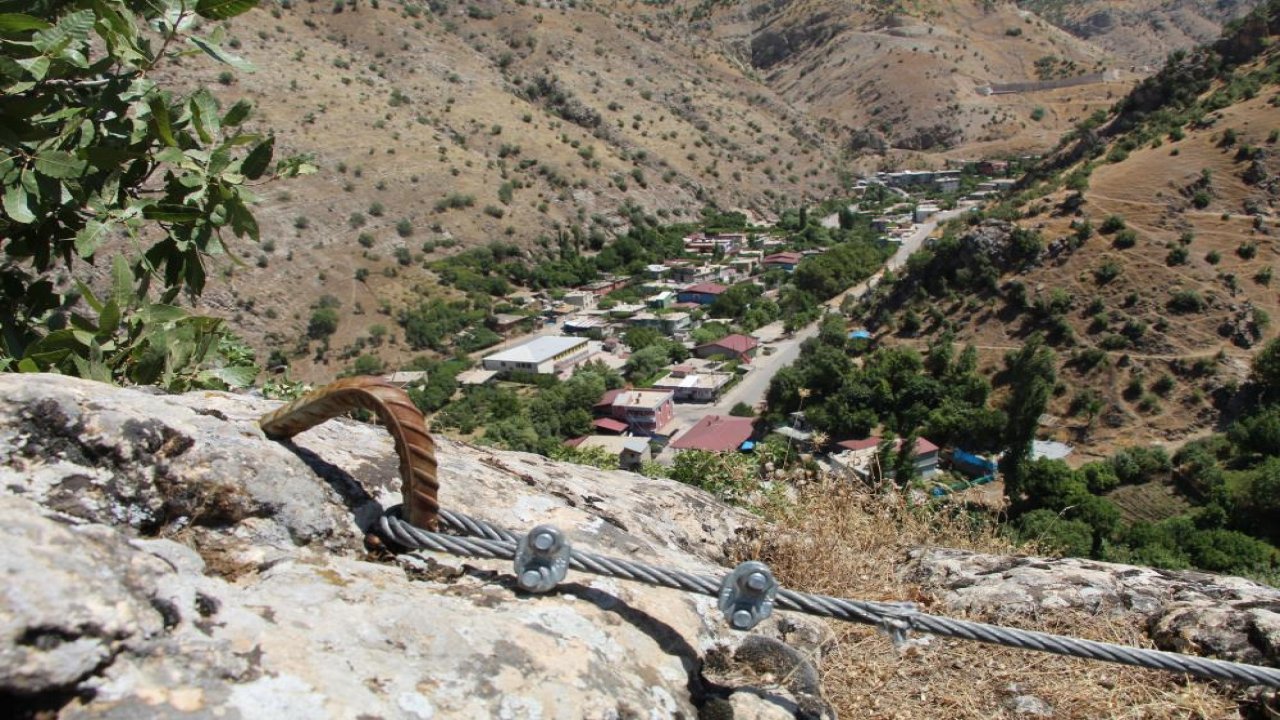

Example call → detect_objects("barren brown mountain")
868 6 1279 459
173 0 1258 384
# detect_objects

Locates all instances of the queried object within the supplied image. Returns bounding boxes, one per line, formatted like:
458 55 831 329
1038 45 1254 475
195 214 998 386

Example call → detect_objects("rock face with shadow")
0 375 832 719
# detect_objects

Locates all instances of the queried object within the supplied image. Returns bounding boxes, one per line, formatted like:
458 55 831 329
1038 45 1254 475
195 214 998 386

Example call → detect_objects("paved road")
670 205 972 426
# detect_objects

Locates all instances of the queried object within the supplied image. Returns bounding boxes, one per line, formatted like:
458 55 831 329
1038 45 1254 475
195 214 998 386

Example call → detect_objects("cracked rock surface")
0 375 833 719
904 547 1280 666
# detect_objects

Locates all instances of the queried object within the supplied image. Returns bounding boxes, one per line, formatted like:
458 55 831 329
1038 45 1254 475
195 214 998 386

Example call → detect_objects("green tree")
1253 337 1280 401
999 335 1057 500
624 345 668 381
623 326 663 352
1014 510 1093 557
1 0 310 387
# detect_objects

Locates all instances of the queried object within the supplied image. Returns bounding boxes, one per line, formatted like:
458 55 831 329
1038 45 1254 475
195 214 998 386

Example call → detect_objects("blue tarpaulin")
954 449 997 472
848 330 872 340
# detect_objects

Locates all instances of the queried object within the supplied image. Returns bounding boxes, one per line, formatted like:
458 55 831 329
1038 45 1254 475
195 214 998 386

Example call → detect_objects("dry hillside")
1018 0 1266 66
704 0 1126 157
866 9 1280 460
164 1 1249 381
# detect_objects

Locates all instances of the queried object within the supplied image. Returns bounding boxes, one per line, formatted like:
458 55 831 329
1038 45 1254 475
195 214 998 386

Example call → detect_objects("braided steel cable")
258 380 1280 689
379 508 1280 689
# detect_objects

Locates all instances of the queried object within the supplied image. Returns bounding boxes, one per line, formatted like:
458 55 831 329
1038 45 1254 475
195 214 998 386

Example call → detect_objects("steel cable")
377 507 1280 689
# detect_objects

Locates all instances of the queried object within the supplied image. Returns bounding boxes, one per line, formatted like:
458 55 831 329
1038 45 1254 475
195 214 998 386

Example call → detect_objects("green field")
1105 481 1194 524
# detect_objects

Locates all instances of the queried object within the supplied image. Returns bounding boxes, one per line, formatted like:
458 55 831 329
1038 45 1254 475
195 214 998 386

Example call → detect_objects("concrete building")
562 291 597 310
913 204 940 223
652 365 733 402
629 312 692 336
568 435 651 470
595 389 676 437
490 313 531 334
683 232 743 256
646 291 676 309
482 336 591 375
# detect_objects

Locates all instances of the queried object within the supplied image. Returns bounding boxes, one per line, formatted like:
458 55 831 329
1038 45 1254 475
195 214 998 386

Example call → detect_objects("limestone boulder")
0 375 833 719
904 547 1280 666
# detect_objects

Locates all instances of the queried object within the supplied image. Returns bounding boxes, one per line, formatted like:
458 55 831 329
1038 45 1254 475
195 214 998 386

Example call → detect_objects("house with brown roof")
670 415 756 453
761 252 804 272
694 334 758 363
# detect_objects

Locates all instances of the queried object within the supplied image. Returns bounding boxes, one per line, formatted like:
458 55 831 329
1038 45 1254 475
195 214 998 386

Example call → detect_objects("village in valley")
400 164 1034 496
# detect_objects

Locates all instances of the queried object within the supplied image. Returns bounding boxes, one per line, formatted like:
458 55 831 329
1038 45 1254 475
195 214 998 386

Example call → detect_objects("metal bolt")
533 531 556 551
520 569 544 590
732 609 753 630
745 572 768 592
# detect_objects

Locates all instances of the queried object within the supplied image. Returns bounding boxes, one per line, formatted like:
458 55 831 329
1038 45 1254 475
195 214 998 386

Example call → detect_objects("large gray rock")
0 375 833 719
904 547 1280 666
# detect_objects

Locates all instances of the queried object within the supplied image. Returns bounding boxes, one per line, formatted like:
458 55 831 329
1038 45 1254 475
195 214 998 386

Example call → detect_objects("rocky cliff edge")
1 375 1278 719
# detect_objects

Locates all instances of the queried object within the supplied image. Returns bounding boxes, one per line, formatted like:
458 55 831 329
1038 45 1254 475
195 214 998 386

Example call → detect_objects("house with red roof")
832 436 940 479
670 415 756 453
694 333 758 363
762 252 804 272
676 283 728 306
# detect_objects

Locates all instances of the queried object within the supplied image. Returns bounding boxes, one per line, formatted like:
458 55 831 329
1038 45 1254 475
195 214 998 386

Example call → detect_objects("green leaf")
0 13 51 33
148 96 176 147
75 219 109 257
240 135 273 179
97 300 121 338
3 184 34 223
199 364 258 388
16 55 49 81
74 280 103 313
189 88 219 143
142 204 203 223
222 99 252 126
34 149 87 179
32 9 93 54
140 304 187 324
110 255 133 308
195 0 260 21
188 35 254 72
226 197 259 241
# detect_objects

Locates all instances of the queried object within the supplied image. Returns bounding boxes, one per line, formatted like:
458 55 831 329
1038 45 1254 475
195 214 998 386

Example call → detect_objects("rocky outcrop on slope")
905 547 1280 667
0 375 833 719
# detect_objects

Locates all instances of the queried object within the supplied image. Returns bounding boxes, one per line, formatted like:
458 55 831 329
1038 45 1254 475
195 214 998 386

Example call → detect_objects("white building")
482 336 591 375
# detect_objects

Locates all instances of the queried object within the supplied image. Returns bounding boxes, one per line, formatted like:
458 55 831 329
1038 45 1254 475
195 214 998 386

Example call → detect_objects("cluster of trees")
1012 339 1280 578
432 361 623 455
622 327 688 382
397 298 490 352
766 321 1010 452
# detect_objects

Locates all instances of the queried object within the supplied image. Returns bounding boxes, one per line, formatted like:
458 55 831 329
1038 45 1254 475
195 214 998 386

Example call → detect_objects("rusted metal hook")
259 376 439 530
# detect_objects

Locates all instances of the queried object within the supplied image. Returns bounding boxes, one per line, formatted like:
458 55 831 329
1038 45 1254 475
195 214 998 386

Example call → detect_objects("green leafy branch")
0 0 313 389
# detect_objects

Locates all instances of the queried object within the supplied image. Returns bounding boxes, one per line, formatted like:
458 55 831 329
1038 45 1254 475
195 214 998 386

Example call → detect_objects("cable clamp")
877 602 920 649
513 525 570 593
718 561 779 631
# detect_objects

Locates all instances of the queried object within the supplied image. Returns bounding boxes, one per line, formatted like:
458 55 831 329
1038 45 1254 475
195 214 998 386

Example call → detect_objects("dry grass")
740 480 1242 719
